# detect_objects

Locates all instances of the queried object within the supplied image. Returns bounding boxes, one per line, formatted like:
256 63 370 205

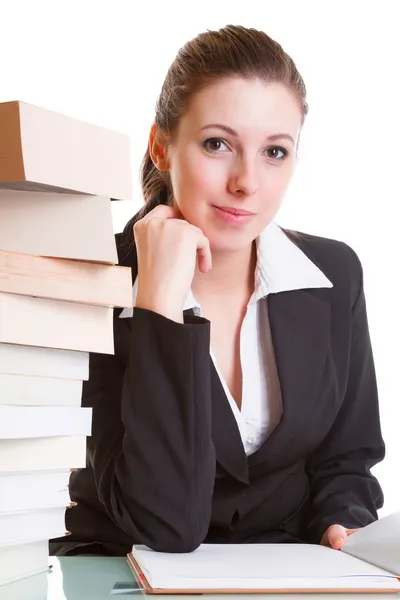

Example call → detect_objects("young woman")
51 24 385 557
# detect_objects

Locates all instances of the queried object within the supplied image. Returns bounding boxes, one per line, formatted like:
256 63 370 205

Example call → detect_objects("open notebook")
127 512 400 594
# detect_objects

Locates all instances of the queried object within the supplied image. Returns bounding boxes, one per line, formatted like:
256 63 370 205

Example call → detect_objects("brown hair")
120 24 308 251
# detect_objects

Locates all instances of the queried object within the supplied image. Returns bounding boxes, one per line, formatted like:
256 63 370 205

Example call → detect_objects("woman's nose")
228 159 259 198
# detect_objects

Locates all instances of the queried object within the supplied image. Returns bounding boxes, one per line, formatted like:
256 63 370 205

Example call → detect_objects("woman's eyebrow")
200 123 294 145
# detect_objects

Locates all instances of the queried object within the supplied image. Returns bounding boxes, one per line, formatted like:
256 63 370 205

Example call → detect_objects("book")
127 512 400 594
0 343 89 380
0 100 132 199
0 436 87 472
0 406 92 439
0 506 68 546
0 470 71 511
0 540 49 586
0 373 83 406
0 292 113 353
0 249 132 307
0 189 118 263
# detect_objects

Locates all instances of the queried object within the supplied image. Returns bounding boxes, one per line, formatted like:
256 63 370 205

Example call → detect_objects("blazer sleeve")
304 247 385 544
83 307 216 552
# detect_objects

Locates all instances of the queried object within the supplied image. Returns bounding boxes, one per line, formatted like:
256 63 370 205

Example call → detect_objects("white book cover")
0 506 67 546
0 469 71 511
0 373 83 406
0 435 87 472
0 405 92 438
341 511 400 576
131 543 398 590
0 190 118 263
130 515 400 593
0 343 89 380
0 293 114 354
0 539 49 587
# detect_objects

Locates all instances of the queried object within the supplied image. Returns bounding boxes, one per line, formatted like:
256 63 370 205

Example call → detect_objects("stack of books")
0 100 133 586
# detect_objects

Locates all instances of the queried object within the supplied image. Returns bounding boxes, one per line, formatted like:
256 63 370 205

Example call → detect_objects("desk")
0 556 398 600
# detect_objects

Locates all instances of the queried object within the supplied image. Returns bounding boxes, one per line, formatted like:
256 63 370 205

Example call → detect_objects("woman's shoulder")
282 227 363 306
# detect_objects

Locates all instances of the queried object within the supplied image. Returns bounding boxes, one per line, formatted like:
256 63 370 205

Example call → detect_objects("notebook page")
342 512 400 576
132 543 398 590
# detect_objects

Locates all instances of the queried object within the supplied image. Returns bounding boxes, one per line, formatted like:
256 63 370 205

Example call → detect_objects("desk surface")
0 556 398 600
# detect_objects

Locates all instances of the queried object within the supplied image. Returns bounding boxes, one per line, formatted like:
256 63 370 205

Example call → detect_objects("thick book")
0 506 68 546
0 469 71 511
0 190 118 263
0 342 89 380
0 436 87 472
0 539 49 586
0 100 132 199
0 292 113 353
0 249 132 307
0 373 83 406
0 405 92 439
127 513 400 594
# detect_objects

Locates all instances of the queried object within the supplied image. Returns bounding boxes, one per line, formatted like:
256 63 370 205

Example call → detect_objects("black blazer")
50 227 385 557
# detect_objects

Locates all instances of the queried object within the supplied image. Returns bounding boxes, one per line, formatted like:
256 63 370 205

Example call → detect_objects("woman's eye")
265 146 288 161
203 138 228 153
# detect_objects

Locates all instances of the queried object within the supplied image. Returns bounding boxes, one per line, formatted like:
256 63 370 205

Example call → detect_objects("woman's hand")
320 524 360 550
134 205 212 323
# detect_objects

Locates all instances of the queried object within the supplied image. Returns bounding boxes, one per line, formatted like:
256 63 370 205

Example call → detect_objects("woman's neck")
191 241 257 305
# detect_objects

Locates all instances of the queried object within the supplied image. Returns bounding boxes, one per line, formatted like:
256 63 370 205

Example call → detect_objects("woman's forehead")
179 78 302 143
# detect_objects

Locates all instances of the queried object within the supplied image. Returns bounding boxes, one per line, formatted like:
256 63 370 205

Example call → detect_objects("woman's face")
157 77 302 253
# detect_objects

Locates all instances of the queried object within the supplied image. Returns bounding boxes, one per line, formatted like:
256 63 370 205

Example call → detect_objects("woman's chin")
207 232 255 254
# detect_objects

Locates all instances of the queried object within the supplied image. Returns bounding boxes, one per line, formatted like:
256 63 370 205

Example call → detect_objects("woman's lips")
212 205 255 226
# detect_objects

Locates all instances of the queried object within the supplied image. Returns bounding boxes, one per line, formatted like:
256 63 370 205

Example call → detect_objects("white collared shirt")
120 222 333 456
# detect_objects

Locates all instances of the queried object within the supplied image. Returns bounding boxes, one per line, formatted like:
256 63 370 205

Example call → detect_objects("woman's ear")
149 123 169 171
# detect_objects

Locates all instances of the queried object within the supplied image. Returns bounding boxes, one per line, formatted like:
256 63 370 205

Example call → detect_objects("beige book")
0 435 86 472
0 189 118 263
0 293 113 353
0 100 132 199
0 250 132 307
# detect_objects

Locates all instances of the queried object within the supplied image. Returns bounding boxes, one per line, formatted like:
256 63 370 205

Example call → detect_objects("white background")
1 0 398 516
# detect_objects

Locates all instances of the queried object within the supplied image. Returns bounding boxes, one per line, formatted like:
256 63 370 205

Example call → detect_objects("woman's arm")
83 307 216 553
305 248 385 544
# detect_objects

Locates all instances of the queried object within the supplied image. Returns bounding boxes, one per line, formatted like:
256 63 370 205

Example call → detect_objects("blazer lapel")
210 361 249 484
182 310 250 484
248 289 332 470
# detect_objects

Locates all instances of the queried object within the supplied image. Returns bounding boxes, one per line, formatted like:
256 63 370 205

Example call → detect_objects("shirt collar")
253 221 333 298
120 222 333 318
